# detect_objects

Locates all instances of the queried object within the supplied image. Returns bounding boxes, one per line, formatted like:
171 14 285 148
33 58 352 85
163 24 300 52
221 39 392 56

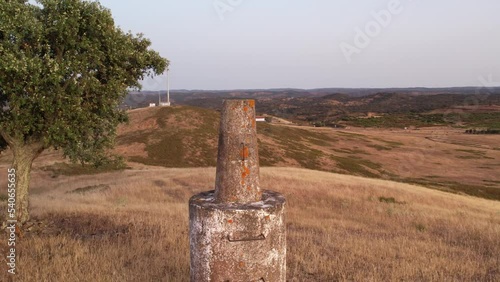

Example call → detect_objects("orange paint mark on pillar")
241 166 250 178
248 100 255 108
240 146 249 160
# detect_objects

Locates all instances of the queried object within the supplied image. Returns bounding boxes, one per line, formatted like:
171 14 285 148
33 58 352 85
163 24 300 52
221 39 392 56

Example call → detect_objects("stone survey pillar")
189 99 286 282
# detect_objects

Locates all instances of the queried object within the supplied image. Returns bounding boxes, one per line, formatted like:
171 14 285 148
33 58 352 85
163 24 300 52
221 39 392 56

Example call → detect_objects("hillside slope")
116 106 220 167
115 106 500 200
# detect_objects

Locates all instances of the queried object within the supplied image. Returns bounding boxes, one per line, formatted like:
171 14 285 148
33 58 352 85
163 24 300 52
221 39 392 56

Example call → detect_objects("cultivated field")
0 166 499 281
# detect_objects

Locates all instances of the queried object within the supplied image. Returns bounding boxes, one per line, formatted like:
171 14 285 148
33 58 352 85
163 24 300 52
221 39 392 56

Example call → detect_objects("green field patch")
405 178 500 201
116 130 151 145
455 149 486 156
457 155 483 160
123 106 219 167
336 131 369 139
42 161 127 177
454 149 493 160
343 114 449 128
460 112 500 128
259 123 336 143
373 138 404 148
331 155 384 178
258 123 334 170
258 139 285 166
367 144 393 151
306 137 333 147
378 196 405 205
331 147 370 155
286 147 324 170
426 175 441 179
343 112 500 129
483 180 500 185
67 184 110 194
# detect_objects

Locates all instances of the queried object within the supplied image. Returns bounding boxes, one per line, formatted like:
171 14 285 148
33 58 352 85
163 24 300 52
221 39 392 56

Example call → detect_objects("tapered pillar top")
214 99 262 204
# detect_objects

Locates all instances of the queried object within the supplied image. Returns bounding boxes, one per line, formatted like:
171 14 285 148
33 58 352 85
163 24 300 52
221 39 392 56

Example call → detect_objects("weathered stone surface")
215 99 261 204
190 191 286 281
189 99 286 281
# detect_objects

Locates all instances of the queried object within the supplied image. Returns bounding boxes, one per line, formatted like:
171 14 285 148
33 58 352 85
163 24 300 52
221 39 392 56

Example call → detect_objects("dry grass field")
1 166 499 281
0 106 499 281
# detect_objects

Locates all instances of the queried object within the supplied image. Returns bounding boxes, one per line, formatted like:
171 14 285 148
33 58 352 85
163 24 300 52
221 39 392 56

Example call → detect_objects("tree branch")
0 129 14 146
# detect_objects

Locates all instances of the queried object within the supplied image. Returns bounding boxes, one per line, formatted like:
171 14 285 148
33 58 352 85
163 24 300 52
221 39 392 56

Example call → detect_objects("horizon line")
133 85 500 92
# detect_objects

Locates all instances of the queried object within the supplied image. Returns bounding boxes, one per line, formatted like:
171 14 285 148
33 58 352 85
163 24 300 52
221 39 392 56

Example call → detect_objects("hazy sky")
97 0 500 90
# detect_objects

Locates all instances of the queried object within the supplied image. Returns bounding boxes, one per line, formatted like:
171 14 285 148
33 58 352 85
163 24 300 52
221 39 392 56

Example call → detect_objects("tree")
0 0 167 224
0 136 6 153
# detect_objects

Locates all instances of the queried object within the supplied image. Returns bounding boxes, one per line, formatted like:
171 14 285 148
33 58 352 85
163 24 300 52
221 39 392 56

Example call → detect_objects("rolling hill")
113 105 500 200
1 104 499 281
123 88 500 129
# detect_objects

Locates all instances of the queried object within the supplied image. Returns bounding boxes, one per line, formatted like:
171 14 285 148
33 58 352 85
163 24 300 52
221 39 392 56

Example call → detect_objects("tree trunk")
11 141 44 225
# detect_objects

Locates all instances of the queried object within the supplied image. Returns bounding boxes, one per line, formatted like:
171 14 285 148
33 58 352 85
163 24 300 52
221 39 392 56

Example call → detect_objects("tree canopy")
0 0 167 164
0 0 167 224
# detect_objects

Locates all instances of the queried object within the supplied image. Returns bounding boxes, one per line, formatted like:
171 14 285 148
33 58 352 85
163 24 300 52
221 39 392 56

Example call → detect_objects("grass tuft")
67 184 111 194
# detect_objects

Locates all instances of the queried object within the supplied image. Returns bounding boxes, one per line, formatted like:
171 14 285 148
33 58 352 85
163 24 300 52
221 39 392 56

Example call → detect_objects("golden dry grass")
1 166 499 281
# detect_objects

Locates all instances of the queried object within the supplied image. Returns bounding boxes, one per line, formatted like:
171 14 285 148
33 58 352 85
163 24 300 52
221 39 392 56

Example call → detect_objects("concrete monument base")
189 190 286 282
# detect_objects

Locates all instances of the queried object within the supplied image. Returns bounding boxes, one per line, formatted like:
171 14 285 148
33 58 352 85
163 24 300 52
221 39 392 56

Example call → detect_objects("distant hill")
123 87 500 109
122 88 500 127
253 92 500 125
